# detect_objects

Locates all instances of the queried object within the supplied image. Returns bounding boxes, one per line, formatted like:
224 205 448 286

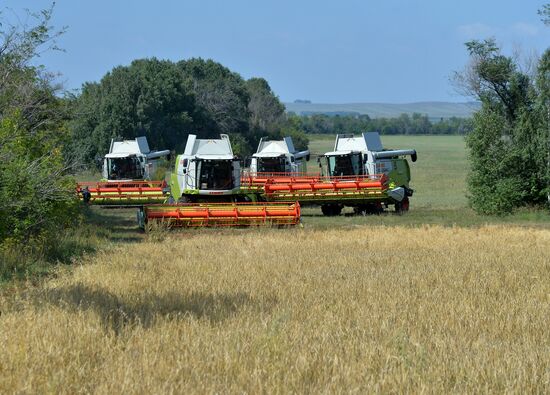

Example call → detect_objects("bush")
0 114 79 245
459 40 550 214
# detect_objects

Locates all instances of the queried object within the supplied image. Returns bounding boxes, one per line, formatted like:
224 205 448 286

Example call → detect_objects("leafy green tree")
539 3 550 25
0 5 77 249
71 59 195 162
535 49 550 196
72 57 262 159
245 77 285 133
273 114 309 151
243 77 309 155
178 58 250 139
457 39 549 214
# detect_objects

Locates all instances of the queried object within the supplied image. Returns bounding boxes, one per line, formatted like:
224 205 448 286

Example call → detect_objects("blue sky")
3 0 549 103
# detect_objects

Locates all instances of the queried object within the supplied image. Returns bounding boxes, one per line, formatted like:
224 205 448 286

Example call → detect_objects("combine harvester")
319 132 417 214
249 136 310 174
241 133 416 215
77 137 170 206
141 134 301 228
243 136 312 191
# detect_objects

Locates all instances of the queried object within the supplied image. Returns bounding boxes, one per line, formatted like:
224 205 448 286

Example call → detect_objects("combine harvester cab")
102 136 170 182
77 136 170 206
322 132 417 214
142 134 301 228
170 134 241 202
243 136 311 190
249 136 310 174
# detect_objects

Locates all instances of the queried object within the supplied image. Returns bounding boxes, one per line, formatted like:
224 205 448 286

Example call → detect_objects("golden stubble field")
2 225 550 393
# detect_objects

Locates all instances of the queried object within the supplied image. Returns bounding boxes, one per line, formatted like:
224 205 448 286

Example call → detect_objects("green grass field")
303 134 550 229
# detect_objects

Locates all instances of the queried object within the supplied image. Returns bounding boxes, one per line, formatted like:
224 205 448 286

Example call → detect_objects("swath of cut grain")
1 225 550 393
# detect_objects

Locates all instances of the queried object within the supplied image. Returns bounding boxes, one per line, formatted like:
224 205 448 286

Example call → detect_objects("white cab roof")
105 136 169 159
324 150 353 156
255 137 295 156
183 134 234 158
334 132 384 152
108 136 150 156
253 151 286 158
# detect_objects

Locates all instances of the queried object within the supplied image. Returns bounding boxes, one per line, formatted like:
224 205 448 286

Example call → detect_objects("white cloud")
512 22 539 37
457 23 497 39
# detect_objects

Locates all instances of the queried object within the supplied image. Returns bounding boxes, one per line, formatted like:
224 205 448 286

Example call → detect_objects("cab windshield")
257 156 285 173
107 157 143 180
326 153 362 177
197 159 234 190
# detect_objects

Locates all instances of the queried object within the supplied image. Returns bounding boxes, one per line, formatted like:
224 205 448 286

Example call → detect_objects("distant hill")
284 101 479 120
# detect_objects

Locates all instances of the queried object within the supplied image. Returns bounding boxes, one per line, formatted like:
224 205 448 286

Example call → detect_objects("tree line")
291 113 473 136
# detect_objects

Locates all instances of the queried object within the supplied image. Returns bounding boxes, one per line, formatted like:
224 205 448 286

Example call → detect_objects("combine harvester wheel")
141 201 301 229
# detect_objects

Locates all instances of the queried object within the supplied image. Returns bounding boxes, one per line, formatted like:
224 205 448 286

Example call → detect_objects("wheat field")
2 225 550 393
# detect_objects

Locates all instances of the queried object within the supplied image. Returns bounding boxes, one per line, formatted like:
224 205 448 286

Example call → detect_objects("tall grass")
0 207 143 284
2 226 550 392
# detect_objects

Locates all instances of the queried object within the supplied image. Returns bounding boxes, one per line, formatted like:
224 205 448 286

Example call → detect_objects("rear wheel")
321 204 342 216
394 197 410 214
